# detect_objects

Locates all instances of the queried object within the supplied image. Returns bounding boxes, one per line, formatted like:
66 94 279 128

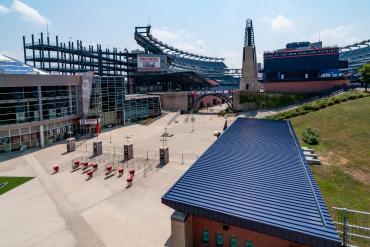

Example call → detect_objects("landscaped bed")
0 177 34 195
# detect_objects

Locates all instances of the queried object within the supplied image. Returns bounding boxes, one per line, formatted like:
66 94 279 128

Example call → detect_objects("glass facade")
0 85 81 154
41 86 81 120
0 72 161 154
0 120 76 154
124 95 161 124
89 76 125 126
0 87 39 125
0 86 81 125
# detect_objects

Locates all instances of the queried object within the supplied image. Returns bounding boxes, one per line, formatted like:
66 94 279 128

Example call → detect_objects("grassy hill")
289 96 370 211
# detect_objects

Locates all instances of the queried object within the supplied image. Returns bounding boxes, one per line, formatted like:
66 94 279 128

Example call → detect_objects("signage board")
137 55 161 72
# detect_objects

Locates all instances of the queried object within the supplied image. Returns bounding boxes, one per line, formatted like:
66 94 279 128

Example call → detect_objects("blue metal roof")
162 118 341 247
0 55 47 75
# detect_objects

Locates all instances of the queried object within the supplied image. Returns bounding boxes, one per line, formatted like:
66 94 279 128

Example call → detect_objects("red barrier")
92 163 98 170
53 165 59 173
82 162 89 169
72 161 80 170
87 170 94 179
117 167 124 177
106 165 112 172
127 175 133 186
129 168 135 176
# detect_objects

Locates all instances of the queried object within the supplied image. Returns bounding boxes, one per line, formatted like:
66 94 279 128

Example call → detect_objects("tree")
359 63 370 92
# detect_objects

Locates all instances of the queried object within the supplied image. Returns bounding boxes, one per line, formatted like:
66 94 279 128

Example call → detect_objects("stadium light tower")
240 19 260 92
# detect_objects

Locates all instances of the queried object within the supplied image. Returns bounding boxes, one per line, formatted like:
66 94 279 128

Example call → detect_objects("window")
245 240 253 247
215 234 223 247
230 237 238 247
202 230 209 244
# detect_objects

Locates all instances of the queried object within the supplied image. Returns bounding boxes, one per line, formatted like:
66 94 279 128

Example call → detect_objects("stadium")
22 23 370 97
0 19 367 154
0 1 369 246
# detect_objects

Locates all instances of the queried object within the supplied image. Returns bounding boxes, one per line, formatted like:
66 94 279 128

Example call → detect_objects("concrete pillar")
37 86 44 148
171 211 193 247
39 125 44 147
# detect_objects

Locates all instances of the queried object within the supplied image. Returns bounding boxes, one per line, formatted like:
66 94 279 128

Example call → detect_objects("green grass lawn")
290 97 370 212
0 177 34 195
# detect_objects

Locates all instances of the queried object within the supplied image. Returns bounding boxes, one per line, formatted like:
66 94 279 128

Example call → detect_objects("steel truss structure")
23 33 137 76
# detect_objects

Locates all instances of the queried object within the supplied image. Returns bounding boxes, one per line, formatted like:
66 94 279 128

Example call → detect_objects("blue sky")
1 0 369 67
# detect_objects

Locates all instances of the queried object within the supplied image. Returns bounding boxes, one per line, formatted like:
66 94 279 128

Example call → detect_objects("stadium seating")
340 42 370 74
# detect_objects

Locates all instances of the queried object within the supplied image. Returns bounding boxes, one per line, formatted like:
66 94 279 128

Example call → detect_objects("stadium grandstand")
340 39 370 78
134 25 240 90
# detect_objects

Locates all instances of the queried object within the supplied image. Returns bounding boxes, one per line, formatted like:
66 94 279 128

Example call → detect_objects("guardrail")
330 207 370 247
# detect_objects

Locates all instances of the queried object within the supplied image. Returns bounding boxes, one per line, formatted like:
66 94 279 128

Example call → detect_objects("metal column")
37 86 44 147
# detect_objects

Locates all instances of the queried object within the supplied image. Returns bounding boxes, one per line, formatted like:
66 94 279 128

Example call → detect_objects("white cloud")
175 40 206 54
0 4 10 13
309 25 357 46
270 14 296 32
214 49 241 68
11 0 49 25
151 28 208 55
152 28 179 41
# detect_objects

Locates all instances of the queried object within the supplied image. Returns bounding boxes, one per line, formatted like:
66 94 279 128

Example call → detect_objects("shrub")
348 95 357 100
326 100 335 106
340 97 348 102
333 97 342 104
302 127 320 145
310 104 321 111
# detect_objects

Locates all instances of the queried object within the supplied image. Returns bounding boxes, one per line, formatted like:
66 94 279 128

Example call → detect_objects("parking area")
0 112 235 247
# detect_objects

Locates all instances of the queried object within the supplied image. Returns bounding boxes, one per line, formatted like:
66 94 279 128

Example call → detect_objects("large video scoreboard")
263 48 341 81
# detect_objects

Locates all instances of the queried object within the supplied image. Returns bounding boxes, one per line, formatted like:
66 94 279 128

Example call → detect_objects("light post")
191 115 195 132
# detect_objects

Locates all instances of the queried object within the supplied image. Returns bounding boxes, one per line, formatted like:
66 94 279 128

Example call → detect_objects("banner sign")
264 48 339 59
190 90 231 96
80 118 100 125
137 55 161 72
319 69 343 78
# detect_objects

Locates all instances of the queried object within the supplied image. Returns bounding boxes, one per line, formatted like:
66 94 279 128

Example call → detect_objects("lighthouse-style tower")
240 19 260 92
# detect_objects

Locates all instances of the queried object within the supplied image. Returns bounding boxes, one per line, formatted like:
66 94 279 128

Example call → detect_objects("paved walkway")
25 154 105 247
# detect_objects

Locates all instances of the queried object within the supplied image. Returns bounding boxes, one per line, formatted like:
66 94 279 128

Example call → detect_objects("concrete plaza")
0 112 235 247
